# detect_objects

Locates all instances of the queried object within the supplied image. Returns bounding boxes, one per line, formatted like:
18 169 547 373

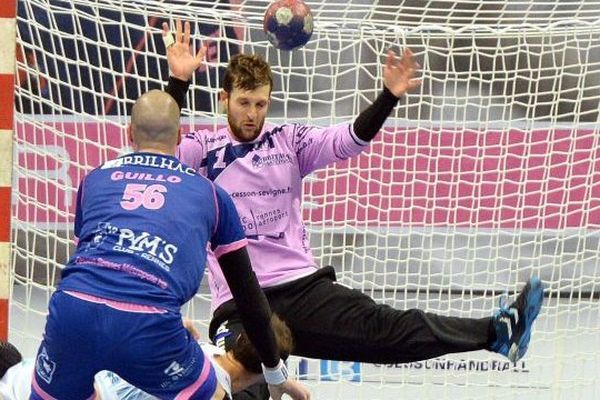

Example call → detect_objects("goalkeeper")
163 21 544 400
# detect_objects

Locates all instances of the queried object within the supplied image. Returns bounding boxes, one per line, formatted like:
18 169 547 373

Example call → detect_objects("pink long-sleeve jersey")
178 122 368 309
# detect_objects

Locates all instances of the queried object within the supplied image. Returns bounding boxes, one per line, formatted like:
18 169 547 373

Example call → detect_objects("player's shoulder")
182 126 230 146
73 162 105 189
265 122 296 135
84 154 127 178
257 122 298 148
266 121 324 142
84 154 212 189
187 168 216 191
96 153 196 175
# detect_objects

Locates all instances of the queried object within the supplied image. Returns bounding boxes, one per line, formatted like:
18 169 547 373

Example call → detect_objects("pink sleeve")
176 132 206 171
292 122 369 177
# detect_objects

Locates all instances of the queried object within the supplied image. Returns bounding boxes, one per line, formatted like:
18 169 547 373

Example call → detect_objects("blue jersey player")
30 91 310 400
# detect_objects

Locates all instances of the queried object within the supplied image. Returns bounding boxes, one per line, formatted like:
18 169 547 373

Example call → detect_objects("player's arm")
73 177 87 244
352 49 420 142
293 50 420 176
160 20 208 171
217 248 309 400
165 76 189 111
217 249 279 365
211 186 310 400
161 20 204 110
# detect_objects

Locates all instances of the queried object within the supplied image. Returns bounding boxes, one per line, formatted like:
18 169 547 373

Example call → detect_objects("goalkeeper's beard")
228 114 265 142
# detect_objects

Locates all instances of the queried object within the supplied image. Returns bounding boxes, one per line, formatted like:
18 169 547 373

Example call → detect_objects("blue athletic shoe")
490 277 544 363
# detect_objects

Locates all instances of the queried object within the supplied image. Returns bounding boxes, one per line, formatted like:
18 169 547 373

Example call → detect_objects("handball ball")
263 0 313 51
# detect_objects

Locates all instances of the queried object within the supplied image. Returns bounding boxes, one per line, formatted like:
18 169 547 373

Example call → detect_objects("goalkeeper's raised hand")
162 20 207 82
382 48 421 97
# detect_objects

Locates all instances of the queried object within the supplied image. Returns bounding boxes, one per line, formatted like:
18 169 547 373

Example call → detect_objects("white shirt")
200 343 232 399
0 359 34 399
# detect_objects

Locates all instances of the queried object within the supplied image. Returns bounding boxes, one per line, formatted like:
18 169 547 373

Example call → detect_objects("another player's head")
233 314 293 375
220 54 273 142
216 314 293 394
0 341 22 379
129 90 181 154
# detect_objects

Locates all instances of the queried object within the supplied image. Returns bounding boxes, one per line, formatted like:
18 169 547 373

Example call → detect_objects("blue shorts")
30 290 217 399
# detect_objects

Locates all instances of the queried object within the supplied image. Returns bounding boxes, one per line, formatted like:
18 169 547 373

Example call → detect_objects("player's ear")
219 90 228 114
127 123 134 145
219 89 229 102
177 126 183 146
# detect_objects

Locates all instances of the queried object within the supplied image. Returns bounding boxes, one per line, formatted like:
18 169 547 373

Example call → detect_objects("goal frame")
8 1 600 398
0 0 16 342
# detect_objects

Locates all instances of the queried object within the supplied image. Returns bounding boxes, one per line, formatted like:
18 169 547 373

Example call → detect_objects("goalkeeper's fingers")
161 22 175 50
196 44 208 64
183 20 191 47
175 19 183 44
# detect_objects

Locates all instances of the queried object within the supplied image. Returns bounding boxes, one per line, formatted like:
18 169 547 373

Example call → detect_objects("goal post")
11 0 600 398
0 0 16 342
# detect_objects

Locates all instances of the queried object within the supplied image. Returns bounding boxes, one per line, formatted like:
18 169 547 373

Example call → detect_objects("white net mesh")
11 0 600 398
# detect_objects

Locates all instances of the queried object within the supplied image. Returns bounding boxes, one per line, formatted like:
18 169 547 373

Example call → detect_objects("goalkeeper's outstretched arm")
352 49 421 142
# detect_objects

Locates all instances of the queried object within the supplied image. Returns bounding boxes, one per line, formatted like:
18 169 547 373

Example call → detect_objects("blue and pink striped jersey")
58 153 247 311
177 122 368 309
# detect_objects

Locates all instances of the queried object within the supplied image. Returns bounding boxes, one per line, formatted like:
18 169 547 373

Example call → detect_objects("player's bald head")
130 90 180 151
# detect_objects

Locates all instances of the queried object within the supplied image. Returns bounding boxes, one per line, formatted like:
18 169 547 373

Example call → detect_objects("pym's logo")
114 227 178 271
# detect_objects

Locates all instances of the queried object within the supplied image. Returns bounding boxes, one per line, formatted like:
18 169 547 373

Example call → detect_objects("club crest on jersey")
160 358 196 389
164 361 186 377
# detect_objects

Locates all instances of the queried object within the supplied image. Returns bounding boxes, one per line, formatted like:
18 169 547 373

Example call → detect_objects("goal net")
10 0 600 398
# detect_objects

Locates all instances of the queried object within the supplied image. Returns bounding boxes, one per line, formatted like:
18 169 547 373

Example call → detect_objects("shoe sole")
508 277 544 362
